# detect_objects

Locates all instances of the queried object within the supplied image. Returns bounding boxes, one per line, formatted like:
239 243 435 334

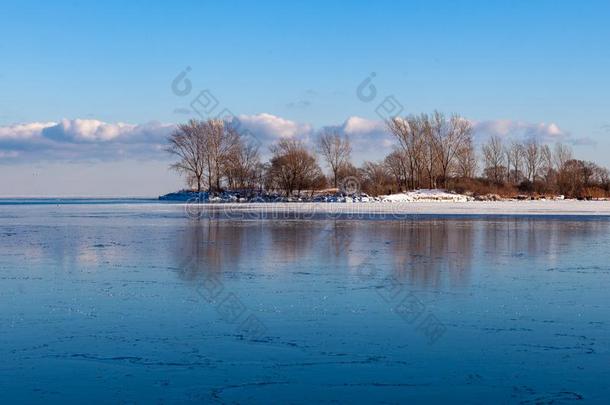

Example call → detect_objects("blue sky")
1 0 609 196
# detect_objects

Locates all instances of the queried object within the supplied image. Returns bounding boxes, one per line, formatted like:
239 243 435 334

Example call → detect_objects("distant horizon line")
0 195 161 199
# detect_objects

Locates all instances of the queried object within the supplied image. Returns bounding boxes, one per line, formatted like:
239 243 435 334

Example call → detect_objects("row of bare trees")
167 117 608 198
385 112 475 189
480 136 609 197
167 120 264 193
167 120 352 197
482 136 555 184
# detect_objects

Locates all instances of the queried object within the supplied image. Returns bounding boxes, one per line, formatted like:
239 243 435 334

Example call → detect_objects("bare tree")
504 144 512 184
386 115 427 189
553 142 573 194
553 142 573 172
166 120 207 192
482 135 505 183
581 161 597 188
558 159 609 198
455 136 477 179
336 162 362 186
166 119 244 192
384 149 409 191
225 140 261 191
422 121 438 189
523 138 542 182
507 141 524 185
268 139 323 196
205 120 241 191
597 166 610 192
361 161 391 196
429 111 473 187
317 129 352 188
540 144 554 184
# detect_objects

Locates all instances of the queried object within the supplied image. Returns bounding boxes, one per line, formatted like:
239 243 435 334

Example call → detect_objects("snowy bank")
159 189 474 203
381 189 473 203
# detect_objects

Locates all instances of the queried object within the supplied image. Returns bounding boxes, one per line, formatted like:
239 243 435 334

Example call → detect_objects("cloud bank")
0 115 592 164
0 119 174 161
470 119 594 145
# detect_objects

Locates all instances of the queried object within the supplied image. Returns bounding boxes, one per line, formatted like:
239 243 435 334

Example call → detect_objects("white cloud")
333 117 394 162
471 119 592 145
342 116 386 135
43 119 135 142
41 119 173 144
0 122 56 140
237 113 312 139
0 118 174 161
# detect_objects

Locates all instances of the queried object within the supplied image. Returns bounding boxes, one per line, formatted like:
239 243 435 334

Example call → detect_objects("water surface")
1 202 609 403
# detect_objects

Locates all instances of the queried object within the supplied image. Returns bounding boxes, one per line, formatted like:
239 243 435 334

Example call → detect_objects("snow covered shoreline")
380 189 472 202
152 189 610 217
159 189 474 203
181 200 610 217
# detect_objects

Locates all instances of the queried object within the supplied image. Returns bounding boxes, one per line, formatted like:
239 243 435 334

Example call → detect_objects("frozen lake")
1 201 609 403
